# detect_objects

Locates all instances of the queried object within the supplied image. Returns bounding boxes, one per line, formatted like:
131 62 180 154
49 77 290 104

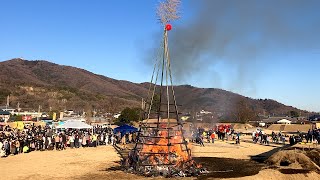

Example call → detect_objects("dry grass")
157 0 181 25
268 124 311 133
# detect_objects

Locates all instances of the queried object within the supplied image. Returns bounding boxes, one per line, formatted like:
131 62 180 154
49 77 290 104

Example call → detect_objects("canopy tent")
277 119 292 124
113 124 137 135
56 120 92 129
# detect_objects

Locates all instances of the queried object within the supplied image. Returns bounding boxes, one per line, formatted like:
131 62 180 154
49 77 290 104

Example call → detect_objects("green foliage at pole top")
115 107 141 125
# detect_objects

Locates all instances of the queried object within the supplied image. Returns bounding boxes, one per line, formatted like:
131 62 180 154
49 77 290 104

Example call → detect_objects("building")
309 115 320 121
200 110 212 115
277 119 292 124
0 110 11 123
261 116 304 125
13 111 42 118
64 110 79 117
0 106 15 114
113 113 121 119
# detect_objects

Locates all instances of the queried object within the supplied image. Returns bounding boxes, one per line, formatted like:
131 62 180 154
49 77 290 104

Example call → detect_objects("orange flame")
140 125 191 166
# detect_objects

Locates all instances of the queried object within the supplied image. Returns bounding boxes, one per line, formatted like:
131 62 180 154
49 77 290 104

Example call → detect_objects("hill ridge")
0 59 308 120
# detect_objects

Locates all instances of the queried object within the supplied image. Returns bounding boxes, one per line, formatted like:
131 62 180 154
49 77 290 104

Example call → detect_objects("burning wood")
121 120 207 177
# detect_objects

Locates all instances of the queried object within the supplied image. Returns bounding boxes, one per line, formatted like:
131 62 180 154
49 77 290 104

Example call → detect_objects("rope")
144 34 165 122
145 52 159 109
156 29 167 129
132 38 163 157
147 46 163 120
166 37 192 159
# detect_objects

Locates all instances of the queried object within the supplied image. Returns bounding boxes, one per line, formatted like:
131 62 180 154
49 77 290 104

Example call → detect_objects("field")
1 138 319 180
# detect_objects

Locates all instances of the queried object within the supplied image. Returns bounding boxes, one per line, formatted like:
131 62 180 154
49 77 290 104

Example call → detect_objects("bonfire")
122 0 206 177
125 119 204 177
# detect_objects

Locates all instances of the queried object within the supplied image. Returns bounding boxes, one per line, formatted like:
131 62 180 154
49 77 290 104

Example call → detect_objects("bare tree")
234 100 257 123
157 0 181 25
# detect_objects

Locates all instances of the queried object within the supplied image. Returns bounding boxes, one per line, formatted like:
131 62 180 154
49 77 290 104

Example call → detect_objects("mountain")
0 58 308 119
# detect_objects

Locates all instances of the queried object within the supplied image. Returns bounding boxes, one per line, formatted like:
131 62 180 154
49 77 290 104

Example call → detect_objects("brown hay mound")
266 150 318 171
305 149 320 167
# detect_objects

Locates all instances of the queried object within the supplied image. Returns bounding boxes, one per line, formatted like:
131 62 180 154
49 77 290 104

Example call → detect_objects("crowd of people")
1 123 319 158
0 124 137 158
252 128 320 145
288 129 320 145
252 130 272 144
305 129 320 143
192 126 320 147
191 127 241 146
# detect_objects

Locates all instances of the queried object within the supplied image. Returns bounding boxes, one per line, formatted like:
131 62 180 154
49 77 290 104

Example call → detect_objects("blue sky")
0 0 319 112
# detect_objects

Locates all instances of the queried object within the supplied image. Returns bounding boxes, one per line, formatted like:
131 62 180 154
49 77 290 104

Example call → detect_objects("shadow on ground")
279 169 311 174
99 158 265 179
194 157 264 179
75 162 139 180
250 144 290 163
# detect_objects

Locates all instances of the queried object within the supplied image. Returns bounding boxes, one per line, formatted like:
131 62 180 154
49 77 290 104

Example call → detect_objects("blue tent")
113 124 138 135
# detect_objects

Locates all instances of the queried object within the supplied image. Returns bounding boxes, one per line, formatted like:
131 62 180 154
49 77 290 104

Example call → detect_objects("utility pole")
37 105 41 121
141 98 146 110
6 95 10 110
17 102 20 112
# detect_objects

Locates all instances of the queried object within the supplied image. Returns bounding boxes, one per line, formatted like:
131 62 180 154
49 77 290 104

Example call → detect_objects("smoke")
143 0 320 95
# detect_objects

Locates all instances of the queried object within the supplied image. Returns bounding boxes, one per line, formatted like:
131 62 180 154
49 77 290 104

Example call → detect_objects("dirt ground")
1 140 319 180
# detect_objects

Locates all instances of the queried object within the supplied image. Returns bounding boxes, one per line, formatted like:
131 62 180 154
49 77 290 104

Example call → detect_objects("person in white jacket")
0 141 6 157
111 135 115 146
105 134 109 145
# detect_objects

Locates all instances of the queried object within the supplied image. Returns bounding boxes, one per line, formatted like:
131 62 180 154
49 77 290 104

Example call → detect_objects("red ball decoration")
165 24 172 31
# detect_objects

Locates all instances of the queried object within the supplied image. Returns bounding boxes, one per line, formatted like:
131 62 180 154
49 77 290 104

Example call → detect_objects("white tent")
56 120 92 129
277 119 292 124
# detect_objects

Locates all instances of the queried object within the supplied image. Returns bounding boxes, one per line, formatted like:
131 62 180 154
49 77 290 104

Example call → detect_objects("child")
121 135 127 150
210 132 215 144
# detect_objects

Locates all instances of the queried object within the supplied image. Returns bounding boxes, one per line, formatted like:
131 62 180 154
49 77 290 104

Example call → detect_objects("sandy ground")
1 140 319 180
192 140 278 159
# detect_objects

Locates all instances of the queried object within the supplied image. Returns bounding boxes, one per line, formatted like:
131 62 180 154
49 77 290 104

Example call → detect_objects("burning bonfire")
123 119 205 177
120 0 206 177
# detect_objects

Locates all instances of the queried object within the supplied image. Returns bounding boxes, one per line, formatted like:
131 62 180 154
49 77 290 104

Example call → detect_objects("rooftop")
0 111 11 115
0 106 15 110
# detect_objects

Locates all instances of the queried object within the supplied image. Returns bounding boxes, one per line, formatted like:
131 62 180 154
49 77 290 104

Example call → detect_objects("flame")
127 121 203 176
139 123 193 167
